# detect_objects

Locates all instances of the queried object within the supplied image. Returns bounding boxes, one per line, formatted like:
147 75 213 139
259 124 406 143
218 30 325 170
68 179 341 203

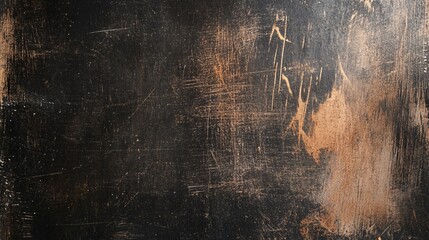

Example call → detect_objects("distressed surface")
1 0 429 239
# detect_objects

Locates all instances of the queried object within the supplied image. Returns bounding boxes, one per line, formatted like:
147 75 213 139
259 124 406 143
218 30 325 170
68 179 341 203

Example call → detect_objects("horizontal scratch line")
54 222 107 227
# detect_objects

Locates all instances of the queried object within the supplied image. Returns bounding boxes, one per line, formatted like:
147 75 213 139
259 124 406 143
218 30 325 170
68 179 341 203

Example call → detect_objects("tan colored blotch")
291 2 411 234
302 88 350 163
296 80 395 235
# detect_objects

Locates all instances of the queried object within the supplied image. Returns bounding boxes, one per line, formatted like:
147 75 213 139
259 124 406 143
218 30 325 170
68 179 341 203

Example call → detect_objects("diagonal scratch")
88 27 129 35
127 88 155 121
124 192 140 208
209 150 222 172
28 172 63 179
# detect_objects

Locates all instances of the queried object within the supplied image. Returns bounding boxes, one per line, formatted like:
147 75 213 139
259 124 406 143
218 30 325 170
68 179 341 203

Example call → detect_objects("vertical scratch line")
278 16 287 93
271 62 278 110
284 96 288 112
273 44 278 66
304 75 312 115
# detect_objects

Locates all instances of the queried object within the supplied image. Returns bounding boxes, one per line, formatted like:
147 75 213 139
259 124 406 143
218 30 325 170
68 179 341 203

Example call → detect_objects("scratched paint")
2 0 429 239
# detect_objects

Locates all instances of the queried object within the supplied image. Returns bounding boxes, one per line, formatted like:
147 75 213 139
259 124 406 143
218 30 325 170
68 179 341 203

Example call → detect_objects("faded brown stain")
0 11 13 102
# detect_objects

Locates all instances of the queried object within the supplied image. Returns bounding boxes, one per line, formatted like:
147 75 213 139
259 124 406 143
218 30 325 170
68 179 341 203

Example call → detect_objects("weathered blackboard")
1 0 429 239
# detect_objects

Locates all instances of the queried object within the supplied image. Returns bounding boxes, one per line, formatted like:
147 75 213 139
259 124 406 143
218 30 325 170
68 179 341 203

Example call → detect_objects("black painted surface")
1 0 429 239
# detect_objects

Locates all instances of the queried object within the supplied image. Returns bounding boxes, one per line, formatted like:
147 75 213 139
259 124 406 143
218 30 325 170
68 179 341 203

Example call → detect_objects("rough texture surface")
1 0 429 239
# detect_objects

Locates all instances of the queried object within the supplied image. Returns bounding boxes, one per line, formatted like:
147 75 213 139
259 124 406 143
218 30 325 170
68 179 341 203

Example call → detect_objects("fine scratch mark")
88 27 129 35
278 16 288 93
28 172 63 179
273 44 279 66
271 62 278 110
378 223 392 238
209 150 222 172
124 192 140 208
54 222 107 227
127 88 155 121
318 67 323 82
241 69 277 75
